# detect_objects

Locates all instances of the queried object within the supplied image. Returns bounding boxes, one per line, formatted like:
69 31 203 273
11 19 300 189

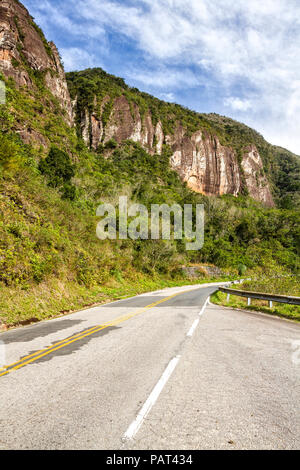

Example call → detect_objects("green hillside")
0 62 299 327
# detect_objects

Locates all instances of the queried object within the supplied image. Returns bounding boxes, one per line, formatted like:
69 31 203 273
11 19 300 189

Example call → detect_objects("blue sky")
21 0 300 154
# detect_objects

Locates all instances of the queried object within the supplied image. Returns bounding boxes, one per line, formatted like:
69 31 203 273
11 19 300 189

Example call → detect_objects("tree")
39 146 74 188
39 146 76 199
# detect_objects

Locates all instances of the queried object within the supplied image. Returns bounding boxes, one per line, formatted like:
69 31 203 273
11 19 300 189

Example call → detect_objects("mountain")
1 0 300 208
0 0 299 326
68 68 276 206
0 0 73 125
67 67 300 209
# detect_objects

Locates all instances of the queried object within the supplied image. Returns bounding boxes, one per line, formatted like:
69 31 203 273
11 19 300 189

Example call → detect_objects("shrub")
62 183 76 201
0 133 22 172
105 138 118 150
39 146 75 188
238 264 247 276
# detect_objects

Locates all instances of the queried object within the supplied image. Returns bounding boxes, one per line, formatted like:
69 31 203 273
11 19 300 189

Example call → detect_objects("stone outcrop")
241 145 274 206
168 128 241 197
182 265 226 278
80 95 166 155
0 0 73 125
80 94 274 205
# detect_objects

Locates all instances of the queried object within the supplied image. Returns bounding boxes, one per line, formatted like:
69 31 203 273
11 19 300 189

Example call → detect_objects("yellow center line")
0 324 112 372
0 287 197 378
0 299 163 372
0 295 176 372
0 298 168 372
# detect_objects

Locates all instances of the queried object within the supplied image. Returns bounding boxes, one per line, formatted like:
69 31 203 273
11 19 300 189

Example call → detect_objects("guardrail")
219 287 300 307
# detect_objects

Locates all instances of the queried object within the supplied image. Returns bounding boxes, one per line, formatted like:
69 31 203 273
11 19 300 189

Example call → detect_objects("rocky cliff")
0 0 275 206
0 0 73 125
75 88 274 206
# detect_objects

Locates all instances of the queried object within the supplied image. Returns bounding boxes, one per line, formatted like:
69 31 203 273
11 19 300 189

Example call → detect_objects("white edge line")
187 318 200 337
123 355 181 441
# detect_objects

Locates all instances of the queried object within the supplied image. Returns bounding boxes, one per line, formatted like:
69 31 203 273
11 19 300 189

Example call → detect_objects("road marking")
123 356 181 441
0 287 199 378
0 323 110 373
199 297 210 316
186 296 210 338
187 318 200 337
124 294 212 440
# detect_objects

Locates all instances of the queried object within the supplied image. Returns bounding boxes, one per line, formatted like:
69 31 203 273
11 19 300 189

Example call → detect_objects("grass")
0 274 230 330
211 290 300 322
236 276 300 296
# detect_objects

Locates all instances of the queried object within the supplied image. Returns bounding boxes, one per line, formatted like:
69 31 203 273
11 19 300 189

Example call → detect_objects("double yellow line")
0 288 196 378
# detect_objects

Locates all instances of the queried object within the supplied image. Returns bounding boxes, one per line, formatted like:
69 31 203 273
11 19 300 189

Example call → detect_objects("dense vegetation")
0 58 299 326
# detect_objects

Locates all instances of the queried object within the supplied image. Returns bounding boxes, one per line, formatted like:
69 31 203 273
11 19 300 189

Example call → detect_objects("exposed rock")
103 95 141 144
182 265 225 278
102 97 163 154
0 0 73 125
17 126 48 148
155 121 164 154
81 108 90 146
44 42 73 126
169 127 241 197
241 145 274 206
141 111 155 149
0 322 8 332
91 114 103 150
81 94 274 206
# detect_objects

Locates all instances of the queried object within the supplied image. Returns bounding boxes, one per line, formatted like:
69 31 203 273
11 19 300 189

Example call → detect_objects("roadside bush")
238 264 247 276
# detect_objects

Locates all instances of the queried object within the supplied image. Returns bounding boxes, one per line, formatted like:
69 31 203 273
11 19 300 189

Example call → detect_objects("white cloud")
159 92 175 102
224 98 252 112
127 68 200 89
23 0 106 39
60 48 100 71
22 0 300 154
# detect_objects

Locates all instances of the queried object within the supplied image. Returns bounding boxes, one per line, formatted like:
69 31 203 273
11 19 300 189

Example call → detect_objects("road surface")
0 283 299 450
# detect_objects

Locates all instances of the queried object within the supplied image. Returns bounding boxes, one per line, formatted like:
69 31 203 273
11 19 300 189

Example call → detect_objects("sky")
21 0 300 155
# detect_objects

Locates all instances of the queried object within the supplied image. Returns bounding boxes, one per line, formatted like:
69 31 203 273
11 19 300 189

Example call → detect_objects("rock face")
80 95 274 205
0 0 73 125
241 145 274 206
168 128 241 197
182 265 225 278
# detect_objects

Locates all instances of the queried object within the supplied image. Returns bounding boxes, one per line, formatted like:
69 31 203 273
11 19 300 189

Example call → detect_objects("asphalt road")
0 283 299 450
